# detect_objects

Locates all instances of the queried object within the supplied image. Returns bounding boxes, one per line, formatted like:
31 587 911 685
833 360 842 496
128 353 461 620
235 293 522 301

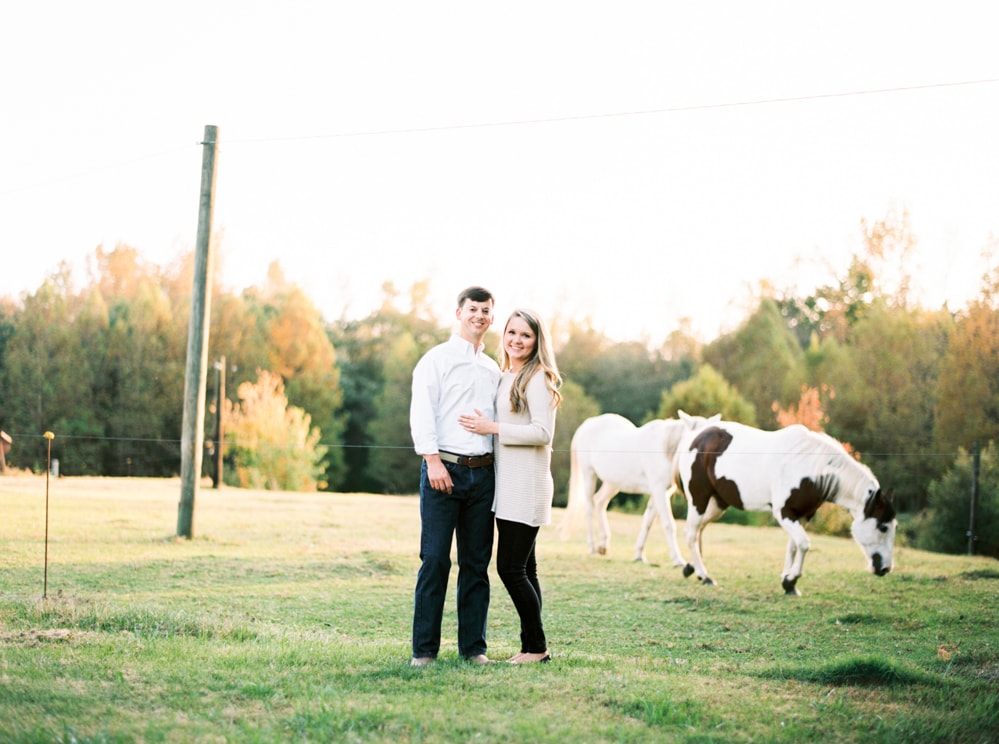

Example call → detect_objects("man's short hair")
457 286 495 308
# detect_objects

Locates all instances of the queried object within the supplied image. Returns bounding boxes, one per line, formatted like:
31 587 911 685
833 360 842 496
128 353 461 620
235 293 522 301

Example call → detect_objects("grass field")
1 475 997 743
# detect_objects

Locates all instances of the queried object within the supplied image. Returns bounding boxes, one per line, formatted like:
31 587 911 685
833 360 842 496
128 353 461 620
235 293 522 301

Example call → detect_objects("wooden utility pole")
967 440 980 555
178 125 219 539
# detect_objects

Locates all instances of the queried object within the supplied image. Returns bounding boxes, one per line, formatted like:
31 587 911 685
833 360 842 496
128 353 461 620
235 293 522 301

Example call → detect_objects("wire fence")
0 429 980 466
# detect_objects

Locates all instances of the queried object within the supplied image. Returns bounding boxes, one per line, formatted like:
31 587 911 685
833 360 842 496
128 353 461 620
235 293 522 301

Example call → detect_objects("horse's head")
851 487 897 576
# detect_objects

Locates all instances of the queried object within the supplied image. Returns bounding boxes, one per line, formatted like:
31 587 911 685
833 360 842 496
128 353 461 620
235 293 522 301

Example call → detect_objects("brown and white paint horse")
562 410 720 564
676 421 896 595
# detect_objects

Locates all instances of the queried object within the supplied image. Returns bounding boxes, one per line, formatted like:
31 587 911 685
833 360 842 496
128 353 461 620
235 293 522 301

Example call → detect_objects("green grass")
1 475 997 743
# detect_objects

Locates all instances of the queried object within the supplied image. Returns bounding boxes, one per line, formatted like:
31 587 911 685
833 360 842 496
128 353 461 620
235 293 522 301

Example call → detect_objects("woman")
459 308 562 664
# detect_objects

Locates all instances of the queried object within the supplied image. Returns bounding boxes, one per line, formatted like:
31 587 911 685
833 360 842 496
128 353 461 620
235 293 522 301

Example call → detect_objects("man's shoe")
410 656 435 667
465 653 494 665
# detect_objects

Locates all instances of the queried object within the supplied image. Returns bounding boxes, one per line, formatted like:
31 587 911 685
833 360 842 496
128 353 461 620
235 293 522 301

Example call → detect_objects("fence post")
213 355 225 489
43 431 55 599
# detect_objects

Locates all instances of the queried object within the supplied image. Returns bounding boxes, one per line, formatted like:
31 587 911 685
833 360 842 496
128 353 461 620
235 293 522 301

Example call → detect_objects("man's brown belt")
438 451 494 468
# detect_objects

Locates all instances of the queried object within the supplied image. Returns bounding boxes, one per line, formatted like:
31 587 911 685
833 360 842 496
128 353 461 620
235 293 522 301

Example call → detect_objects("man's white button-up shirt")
410 335 501 456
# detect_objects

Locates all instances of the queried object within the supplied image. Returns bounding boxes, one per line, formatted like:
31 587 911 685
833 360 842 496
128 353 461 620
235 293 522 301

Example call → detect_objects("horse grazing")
676 421 896 595
562 410 720 565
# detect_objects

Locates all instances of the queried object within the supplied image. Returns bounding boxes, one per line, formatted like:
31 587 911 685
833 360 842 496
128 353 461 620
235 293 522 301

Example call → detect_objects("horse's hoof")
682 564 695 579
597 546 607 555
702 577 716 587
782 577 800 595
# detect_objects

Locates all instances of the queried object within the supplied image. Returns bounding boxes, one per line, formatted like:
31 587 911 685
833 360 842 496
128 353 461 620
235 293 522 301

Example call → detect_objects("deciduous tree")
224 370 325 491
1 266 100 473
363 332 423 494
916 442 998 558
823 303 950 512
329 281 446 492
656 364 756 425
239 263 346 488
701 298 803 427
558 322 692 424
934 264 999 451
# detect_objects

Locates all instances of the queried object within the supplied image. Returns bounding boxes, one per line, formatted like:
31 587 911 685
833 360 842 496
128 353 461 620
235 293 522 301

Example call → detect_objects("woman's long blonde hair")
500 308 562 413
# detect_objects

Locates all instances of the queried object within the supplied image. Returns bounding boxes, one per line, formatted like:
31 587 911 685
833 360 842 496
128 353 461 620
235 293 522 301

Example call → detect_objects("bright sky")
2 2 997 344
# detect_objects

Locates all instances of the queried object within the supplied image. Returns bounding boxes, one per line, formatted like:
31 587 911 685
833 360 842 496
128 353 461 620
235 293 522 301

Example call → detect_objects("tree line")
0 210 996 557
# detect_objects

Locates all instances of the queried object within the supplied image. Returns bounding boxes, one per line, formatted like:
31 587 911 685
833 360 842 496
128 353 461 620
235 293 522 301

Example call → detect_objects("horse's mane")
787 426 878 502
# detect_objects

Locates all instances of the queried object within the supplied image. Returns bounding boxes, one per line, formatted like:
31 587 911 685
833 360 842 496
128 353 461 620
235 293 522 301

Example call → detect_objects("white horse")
562 410 720 565
675 421 897 595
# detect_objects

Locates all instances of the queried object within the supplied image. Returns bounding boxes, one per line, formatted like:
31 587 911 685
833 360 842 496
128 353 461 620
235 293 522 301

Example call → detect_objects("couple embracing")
409 286 562 667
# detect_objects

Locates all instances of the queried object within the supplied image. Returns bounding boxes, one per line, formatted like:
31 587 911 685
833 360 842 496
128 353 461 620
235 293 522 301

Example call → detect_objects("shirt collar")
450 334 486 355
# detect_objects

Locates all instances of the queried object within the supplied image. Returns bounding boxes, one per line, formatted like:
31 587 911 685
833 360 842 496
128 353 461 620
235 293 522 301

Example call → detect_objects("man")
409 286 500 666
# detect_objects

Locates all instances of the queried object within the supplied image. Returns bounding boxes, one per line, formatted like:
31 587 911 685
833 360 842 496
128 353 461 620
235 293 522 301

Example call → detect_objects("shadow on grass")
758 656 934 687
960 569 999 581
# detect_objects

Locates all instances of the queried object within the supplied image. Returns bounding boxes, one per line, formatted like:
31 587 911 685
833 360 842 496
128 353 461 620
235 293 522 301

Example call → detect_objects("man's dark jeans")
412 459 495 658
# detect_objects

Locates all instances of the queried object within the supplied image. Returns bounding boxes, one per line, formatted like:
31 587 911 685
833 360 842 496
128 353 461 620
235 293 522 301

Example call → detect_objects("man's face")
456 299 494 344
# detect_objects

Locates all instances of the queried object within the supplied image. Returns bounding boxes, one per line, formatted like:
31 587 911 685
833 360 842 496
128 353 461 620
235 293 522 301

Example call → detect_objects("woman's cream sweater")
492 370 557 527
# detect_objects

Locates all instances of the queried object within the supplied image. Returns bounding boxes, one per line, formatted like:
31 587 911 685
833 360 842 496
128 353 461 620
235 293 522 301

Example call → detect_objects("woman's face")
504 315 537 367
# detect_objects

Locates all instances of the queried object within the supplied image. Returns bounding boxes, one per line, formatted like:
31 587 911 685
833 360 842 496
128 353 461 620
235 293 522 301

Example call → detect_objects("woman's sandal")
508 651 551 664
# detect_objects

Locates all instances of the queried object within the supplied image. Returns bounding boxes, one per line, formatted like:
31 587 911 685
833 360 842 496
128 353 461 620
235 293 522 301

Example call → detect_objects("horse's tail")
669 443 686 495
559 437 588 540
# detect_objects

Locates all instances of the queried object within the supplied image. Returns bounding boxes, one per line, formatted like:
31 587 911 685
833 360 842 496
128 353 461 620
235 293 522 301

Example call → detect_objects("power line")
229 78 999 144
4 78 994 196
0 146 191 197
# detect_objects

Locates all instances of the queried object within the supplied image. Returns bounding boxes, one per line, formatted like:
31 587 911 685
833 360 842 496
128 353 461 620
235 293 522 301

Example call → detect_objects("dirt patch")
972 661 999 683
0 628 77 647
